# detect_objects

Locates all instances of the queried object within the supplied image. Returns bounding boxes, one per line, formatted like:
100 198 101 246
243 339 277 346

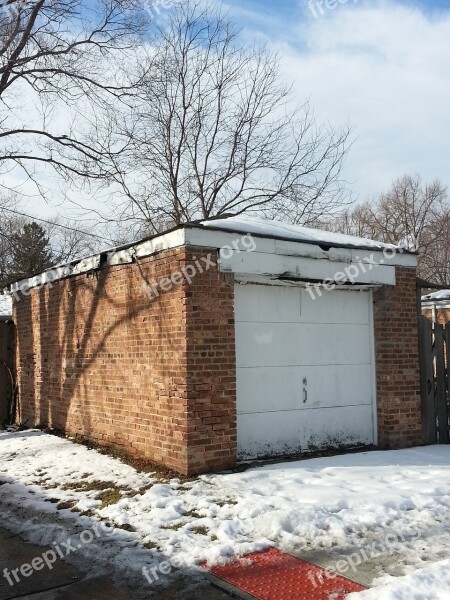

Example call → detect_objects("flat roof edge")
7 221 416 295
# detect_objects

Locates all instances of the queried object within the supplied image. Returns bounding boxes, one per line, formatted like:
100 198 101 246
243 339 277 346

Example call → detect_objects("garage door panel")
237 364 373 414
300 288 370 325
235 283 376 459
237 411 302 459
235 284 370 325
235 284 302 323
236 322 371 368
237 405 374 460
300 405 374 452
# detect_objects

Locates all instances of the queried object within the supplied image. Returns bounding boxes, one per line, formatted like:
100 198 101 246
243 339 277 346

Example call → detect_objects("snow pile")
422 289 450 302
1 431 450 597
0 294 12 317
201 215 400 251
347 559 450 600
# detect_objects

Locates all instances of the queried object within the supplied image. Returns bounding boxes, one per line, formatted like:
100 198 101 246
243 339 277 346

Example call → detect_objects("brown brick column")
184 248 237 475
373 266 422 448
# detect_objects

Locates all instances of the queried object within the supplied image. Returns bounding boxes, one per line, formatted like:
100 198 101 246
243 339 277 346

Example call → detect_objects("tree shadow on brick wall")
18 262 184 455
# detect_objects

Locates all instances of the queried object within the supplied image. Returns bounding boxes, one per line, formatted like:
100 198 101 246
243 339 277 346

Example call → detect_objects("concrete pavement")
0 528 231 600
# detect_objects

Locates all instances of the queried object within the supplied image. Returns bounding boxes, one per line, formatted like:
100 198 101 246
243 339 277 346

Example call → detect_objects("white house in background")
422 289 450 324
0 295 12 321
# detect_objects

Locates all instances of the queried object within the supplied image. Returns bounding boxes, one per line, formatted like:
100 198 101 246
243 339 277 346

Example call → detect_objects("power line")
0 206 112 243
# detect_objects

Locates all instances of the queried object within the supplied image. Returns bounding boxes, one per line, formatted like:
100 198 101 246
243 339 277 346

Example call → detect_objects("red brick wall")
13 247 236 475
373 267 422 448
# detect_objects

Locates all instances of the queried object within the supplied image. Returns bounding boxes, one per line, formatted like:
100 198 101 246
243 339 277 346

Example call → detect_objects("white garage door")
235 283 376 460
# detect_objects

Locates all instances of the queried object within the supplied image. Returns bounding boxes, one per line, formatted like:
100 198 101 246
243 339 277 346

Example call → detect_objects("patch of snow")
0 294 12 317
201 215 401 251
1 432 450 598
348 559 450 600
421 289 450 302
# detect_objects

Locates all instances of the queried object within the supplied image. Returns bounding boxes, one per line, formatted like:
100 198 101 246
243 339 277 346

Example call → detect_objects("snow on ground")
1 430 449 598
347 559 450 600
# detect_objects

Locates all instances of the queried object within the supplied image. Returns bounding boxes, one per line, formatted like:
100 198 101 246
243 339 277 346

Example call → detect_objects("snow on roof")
9 215 412 294
200 215 401 251
421 289 450 303
0 295 12 317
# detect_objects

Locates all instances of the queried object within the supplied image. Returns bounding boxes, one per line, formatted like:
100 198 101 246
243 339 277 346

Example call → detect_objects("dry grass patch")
215 498 238 507
57 500 77 511
161 522 184 531
143 540 159 550
114 523 136 532
60 480 136 509
61 480 113 493
183 508 202 519
127 483 154 497
189 525 209 536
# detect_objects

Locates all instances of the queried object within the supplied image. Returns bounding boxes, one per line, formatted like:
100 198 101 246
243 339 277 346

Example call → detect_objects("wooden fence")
0 320 15 425
419 315 450 444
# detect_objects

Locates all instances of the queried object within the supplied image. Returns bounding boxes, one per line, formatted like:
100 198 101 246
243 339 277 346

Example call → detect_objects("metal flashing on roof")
8 216 417 295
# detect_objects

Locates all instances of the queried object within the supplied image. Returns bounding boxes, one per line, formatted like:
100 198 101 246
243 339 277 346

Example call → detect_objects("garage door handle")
303 378 308 403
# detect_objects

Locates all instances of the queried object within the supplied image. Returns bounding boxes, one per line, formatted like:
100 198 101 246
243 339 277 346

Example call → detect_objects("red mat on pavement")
209 548 367 599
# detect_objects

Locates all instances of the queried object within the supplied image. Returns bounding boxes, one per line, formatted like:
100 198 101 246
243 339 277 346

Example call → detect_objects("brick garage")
11 217 423 475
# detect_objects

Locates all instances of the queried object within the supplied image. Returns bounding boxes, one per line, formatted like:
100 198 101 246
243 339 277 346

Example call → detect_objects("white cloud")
228 0 450 201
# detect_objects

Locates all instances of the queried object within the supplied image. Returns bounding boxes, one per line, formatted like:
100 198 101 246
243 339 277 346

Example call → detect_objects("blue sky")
214 0 450 202
224 0 450 17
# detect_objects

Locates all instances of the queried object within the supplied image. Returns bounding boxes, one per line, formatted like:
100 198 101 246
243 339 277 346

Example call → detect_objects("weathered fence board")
435 324 448 443
0 320 14 425
419 316 449 445
419 316 436 444
446 322 450 370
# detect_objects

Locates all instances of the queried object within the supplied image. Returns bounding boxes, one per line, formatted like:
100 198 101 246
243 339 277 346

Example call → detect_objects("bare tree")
0 0 148 199
45 216 101 263
317 202 381 240
365 175 448 252
420 210 450 285
329 175 450 283
109 0 351 232
0 200 26 286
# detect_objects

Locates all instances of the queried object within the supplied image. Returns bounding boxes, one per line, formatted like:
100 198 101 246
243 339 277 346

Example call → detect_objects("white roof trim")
219 249 396 286
8 220 416 295
422 302 450 310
